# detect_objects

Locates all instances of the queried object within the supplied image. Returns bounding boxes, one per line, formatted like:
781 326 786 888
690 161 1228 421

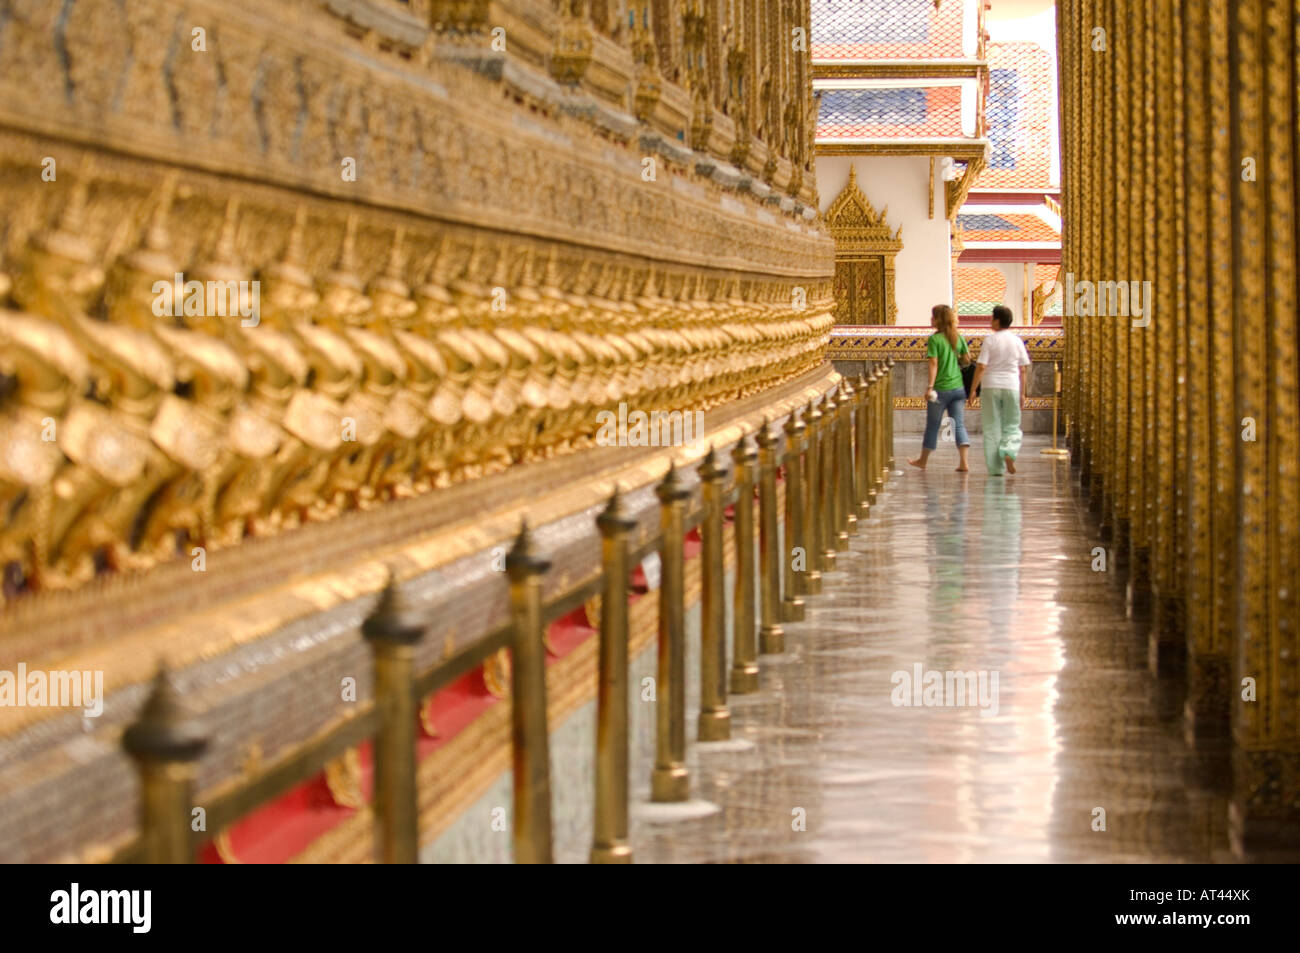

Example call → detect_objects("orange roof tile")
811 0 969 60
955 265 1007 315
817 85 965 139
977 41 1055 189
956 211 1060 243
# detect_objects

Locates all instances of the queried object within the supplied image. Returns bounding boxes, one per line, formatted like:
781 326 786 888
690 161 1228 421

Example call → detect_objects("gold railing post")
826 389 848 551
697 446 731 741
855 373 871 518
838 379 858 537
505 521 554 863
592 488 635 864
361 576 425 864
123 667 209 864
818 394 840 569
885 358 896 472
1041 361 1070 458
864 369 880 507
755 419 786 654
781 410 807 622
651 463 691 802
730 434 761 693
803 399 826 591
874 367 887 497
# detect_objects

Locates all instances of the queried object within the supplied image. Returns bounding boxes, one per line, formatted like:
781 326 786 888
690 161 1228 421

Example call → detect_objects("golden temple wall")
0 0 837 861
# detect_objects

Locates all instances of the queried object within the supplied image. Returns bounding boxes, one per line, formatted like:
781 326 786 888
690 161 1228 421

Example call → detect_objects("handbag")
960 338 979 398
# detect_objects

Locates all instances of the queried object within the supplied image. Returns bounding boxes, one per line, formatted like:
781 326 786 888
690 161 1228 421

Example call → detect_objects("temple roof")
816 85 966 139
975 41 1056 189
956 210 1060 243
811 0 971 61
955 264 1008 315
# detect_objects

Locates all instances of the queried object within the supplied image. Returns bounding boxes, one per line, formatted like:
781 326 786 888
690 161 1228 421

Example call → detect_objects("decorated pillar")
1230 0 1300 853
1108 0 1131 558
1180 0 1229 741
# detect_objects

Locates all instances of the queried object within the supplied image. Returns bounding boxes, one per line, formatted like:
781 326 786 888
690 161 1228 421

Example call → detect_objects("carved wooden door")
833 256 886 325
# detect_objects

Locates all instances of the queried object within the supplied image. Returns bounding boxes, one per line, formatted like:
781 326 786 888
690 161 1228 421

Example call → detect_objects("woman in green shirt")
907 304 972 472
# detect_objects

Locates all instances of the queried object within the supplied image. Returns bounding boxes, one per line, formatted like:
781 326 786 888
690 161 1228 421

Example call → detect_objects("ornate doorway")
826 166 903 325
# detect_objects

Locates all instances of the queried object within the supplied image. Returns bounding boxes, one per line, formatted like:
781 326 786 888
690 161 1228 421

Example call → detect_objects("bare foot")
907 457 926 470
1004 455 1017 474
955 465 968 472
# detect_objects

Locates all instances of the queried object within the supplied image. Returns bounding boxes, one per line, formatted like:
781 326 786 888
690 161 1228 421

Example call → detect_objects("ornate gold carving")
325 747 366 808
0 161 834 601
214 830 243 865
483 647 512 699
419 697 440 738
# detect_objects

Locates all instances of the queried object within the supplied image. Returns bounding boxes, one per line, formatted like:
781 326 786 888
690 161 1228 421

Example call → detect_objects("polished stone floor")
426 435 1234 863
630 435 1233 863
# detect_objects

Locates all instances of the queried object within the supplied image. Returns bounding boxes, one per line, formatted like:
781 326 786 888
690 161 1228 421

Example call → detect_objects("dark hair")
992 305 1013 329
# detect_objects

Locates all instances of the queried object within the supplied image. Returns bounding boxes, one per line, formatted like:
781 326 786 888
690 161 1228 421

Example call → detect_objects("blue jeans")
922 387 970 450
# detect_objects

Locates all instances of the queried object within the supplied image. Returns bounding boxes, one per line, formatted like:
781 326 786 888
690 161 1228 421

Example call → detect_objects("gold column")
1084 0 1101 504
1109 0 1131 560
697 446 732 741
505 522 554 864
1079 0 1095 481
1148 0 1182 669
1168 0 1190 652
1125 0 1155 618
1060 0 1081 457
1206 0 1237 737
780 414 807 622
1229 0 1269 848
1089 0 1105 514
122 669 209 864
730 434 761 692
1096 0 1116 540
1073 0 1093 487
1180 0 1226 740
651 463 691 802
756 419 786 654
1124 0 1144 586
592 489 635 863
361 577 425 864
1230 0 1300 852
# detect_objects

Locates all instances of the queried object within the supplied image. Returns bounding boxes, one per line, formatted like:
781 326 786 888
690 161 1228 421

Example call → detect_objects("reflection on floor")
425 435 1234 863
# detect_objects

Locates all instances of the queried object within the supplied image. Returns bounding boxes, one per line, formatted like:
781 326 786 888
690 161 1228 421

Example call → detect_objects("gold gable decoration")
826 166 903 325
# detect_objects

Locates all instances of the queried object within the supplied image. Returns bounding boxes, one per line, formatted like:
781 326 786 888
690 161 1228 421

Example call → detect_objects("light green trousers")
981 388 1023 474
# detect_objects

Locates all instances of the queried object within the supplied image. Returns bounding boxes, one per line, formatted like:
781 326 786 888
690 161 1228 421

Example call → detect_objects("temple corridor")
641 436 1229 863
428 436 1231 864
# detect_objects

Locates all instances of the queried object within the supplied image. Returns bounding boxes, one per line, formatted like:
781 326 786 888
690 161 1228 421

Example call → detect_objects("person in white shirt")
966 306 1032 475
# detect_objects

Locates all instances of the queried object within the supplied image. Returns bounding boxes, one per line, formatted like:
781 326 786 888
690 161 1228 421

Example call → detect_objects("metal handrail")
116 361 898 864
